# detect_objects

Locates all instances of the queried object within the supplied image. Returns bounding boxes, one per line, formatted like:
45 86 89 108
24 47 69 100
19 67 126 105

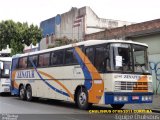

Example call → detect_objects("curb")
152 109 160 113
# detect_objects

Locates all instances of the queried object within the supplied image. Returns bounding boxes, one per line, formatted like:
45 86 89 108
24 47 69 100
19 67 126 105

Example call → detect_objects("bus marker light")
94 80 102 84
142 96 152 101
145 96 149 101
119 96 123 101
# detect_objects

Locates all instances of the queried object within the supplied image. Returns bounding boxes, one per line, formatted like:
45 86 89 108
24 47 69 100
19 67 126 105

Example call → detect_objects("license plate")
132 96 139 100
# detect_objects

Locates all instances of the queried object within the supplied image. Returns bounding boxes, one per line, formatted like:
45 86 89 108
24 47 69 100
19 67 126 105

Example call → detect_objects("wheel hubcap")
79 92 86 105
27 90 31 99
20 89 24 98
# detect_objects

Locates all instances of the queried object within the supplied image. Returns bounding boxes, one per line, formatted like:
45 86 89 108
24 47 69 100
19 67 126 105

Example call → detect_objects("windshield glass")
109 43 149 74
133 45 149 73
0 61 10 78
110 43 132 72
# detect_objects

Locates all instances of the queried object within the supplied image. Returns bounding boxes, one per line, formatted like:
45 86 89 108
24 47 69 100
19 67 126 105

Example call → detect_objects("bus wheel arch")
19 84 26 100
26 84 32 101
74 85 92 110
74 85 85 102
110 104 125 109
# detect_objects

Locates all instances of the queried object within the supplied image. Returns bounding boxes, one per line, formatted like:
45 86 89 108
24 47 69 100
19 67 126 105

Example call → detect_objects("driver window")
85 47 94 64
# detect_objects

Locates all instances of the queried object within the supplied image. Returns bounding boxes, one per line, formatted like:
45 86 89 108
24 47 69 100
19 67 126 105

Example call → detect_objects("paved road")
0 95 159 120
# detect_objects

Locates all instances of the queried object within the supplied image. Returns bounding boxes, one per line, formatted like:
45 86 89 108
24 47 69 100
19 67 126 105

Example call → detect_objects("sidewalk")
124 95 160 113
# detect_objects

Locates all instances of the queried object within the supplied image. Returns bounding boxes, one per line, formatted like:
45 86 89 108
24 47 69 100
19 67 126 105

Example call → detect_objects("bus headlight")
114 96 118 101
123 96 128 101
145 96 148 101
148 96 152 101
114 96 128 102
142 96 152 101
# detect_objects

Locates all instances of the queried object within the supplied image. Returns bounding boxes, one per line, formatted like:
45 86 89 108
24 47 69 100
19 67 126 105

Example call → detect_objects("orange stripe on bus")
12 70 19 89
133 75 148 92
38 70 74 100
75 46 104 103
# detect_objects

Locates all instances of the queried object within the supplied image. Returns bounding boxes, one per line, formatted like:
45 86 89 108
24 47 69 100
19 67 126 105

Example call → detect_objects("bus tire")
19 85 26 100
76 87 91 110
111 104 125 109
26 85 32 101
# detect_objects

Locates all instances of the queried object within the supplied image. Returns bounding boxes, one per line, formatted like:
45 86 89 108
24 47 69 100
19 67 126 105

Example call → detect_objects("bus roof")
12 39 148 58
0 57 12 62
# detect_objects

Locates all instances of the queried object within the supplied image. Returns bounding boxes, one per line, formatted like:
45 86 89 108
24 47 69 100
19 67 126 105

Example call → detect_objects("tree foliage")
47 36 78 49
0 20 42 55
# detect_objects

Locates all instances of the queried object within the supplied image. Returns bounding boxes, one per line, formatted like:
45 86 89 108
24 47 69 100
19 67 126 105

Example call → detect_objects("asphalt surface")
0 95 159 120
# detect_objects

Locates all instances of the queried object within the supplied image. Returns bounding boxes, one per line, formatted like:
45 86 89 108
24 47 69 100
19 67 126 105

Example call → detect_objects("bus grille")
114 81 152 91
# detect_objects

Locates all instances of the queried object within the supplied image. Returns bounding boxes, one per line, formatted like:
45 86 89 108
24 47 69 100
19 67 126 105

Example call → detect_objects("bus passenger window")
51 50 64 65
95 47 106 72
38 53 50 67
19 58 23 68
38 55 44 67
85 47 94 64
12 58 19 70
65 48 78 65
28 55 38 67
19 57 27 69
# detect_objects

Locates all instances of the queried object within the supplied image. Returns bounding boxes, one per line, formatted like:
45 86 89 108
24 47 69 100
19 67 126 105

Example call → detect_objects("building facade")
23 44 39 53
40 6 133 50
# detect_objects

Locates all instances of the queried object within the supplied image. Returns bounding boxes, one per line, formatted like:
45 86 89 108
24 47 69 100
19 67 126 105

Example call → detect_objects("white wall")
55 6 133 40
40 6 133 49
85 7 133 34
55 7 85 41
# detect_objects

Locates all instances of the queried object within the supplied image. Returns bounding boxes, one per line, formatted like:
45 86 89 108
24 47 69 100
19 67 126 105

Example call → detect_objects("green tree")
0 20 42 55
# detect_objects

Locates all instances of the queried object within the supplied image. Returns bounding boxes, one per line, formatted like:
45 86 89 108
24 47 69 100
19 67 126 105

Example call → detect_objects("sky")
0 0 160 26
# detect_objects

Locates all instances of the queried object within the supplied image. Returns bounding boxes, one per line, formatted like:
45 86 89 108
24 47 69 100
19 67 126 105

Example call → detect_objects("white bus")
0 57 12 94
11 40 153 109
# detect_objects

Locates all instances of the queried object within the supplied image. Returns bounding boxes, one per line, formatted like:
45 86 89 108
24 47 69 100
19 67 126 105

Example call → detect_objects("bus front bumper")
104 92 153 104
0 85 11 93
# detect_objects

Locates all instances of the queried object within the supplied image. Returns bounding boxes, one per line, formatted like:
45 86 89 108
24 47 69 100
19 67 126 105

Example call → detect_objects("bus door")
0 61 11 93
85 46 106 82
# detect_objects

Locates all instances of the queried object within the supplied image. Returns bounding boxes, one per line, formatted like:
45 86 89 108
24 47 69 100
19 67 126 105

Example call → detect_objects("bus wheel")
111 104 125 109
19 86 26 100
26 85 32 101
76 88 91 110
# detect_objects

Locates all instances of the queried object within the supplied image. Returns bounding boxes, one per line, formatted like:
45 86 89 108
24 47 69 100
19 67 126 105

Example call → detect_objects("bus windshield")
133 45 149 73
0 61 10 78
109 43 149 74
110 43 132 72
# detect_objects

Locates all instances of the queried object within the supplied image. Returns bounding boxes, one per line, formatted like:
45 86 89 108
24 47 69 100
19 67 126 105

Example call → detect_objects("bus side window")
38 53 50 67
38 55 44 67
106 45 111 71
51 50 64 66
19 58 23 68
18 57 27 69
95 47 105 72
85 47 94 65
28 55 38 67
65 48 78 65
12 58 19 70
